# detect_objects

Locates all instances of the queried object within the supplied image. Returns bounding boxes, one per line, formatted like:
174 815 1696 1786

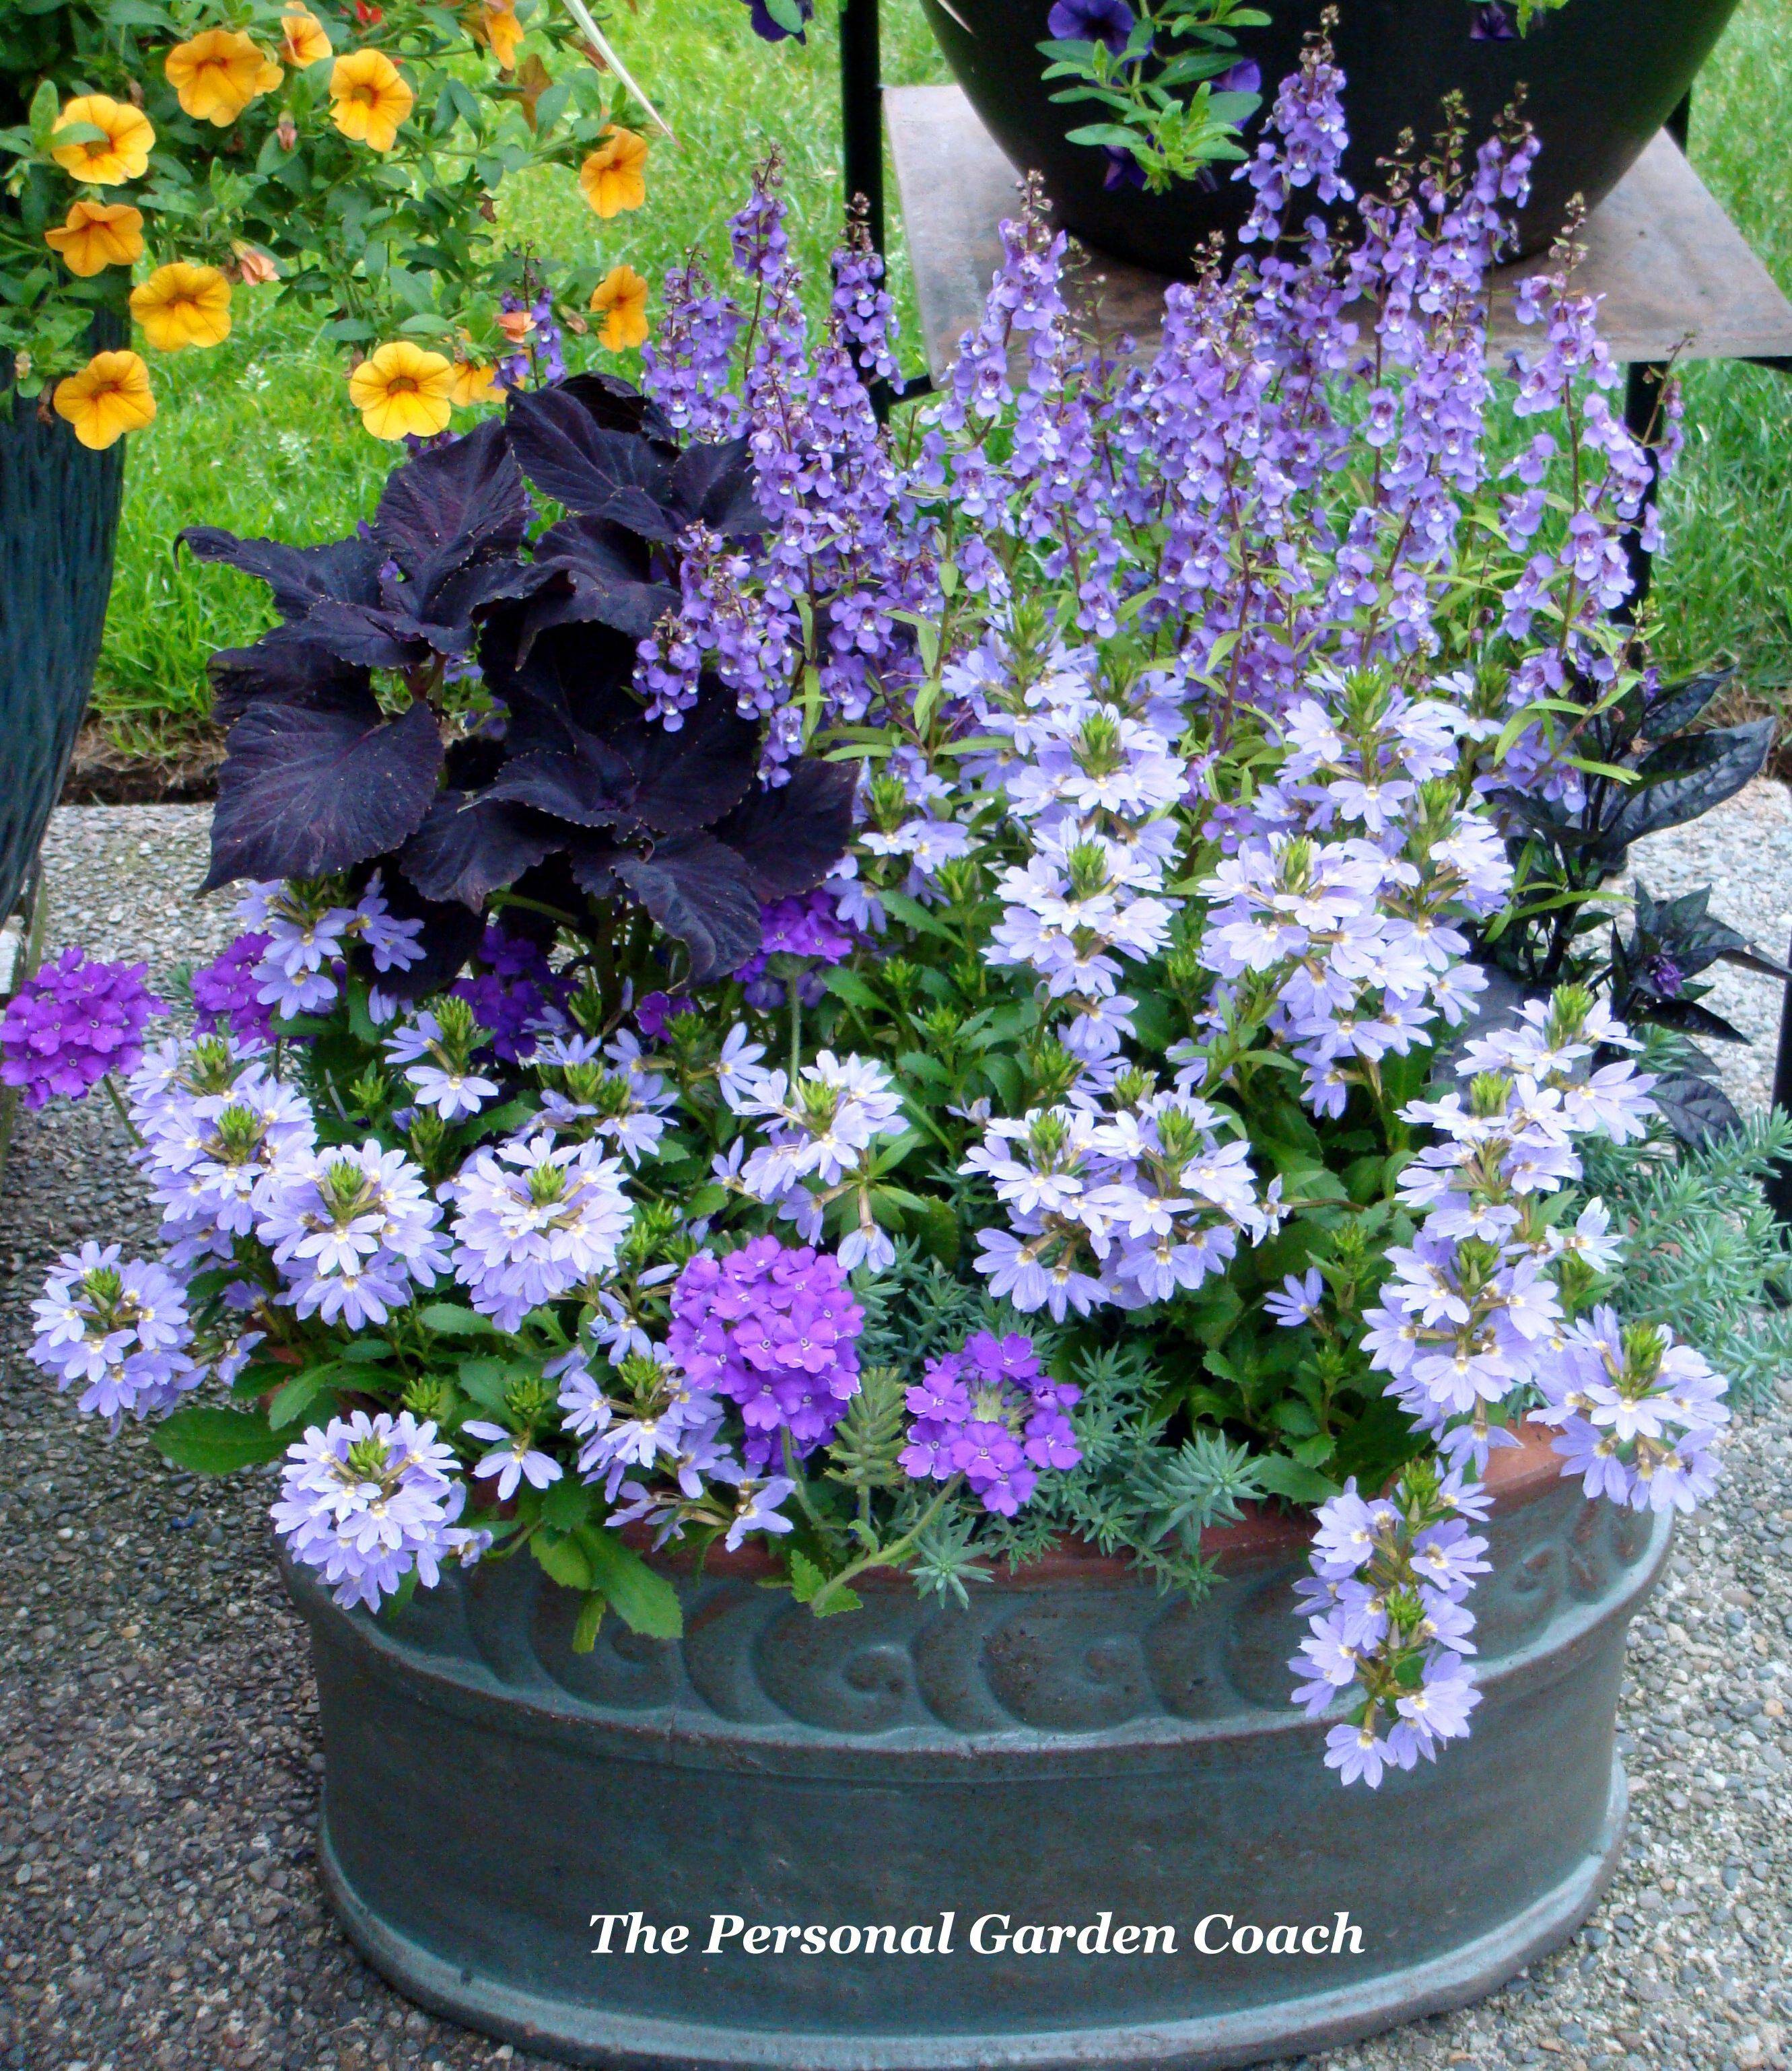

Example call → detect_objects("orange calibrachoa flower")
44 199 145 279
330 48 415 152
50 96 156 185
230 241 281 286
164 29 279 126
349 341 454 439
450 359 498 407
52 350 156 450
590 264 650 351
279 5 334 68
130 262 234 351
480 3 524 68
578 126 648 218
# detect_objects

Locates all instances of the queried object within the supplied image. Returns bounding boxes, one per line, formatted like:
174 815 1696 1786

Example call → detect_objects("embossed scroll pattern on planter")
432 1481 1657 1739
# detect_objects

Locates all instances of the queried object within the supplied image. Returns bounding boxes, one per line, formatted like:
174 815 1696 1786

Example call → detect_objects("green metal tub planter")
0 332 128 922
919 0 1740 275
291 1424 1666 2071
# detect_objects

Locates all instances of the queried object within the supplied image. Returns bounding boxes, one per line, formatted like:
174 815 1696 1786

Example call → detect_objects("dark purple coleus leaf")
178 530 383 622
479 727 640 829
669 435 764 537
611 833 763 984
506 387 679 532
203 693 444 891
359 864 485 1003
399 791 559 910
207 633 372 725
607 685 759 835
712 758 859 898
557 371 678 449
517 513 678 649
372 417 529 601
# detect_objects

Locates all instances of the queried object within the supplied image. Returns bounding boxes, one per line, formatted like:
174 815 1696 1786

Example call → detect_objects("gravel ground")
0 798 1788 2071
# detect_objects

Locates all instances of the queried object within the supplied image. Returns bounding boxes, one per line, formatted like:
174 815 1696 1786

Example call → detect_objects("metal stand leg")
841 0 885 256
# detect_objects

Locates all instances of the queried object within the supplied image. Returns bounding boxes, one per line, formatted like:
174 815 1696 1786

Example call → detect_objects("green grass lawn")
93 0 1792 744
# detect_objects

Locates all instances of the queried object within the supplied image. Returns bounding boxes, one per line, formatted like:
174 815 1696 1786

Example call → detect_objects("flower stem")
101 1073 142 1149
806 1479 963 1616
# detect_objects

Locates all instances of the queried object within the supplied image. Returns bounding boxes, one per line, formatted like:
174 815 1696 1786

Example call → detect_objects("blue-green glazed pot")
0 328 129 919
291 1429 1667 2070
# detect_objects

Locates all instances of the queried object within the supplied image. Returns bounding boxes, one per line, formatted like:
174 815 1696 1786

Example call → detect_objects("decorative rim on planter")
293 1425 1669 2071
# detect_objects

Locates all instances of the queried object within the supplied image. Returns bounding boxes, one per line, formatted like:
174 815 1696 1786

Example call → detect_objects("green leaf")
339 1339 395 1366
811 1582 864 1619
577 1528 683 1640
532 1531 594 1592
421 1303 498 1338
151 1407 288 1476
267 1366 343 1430
572 1591 607 1652
1251 1452 1340 1504
539 1478 594 1533
456 1356 513 1411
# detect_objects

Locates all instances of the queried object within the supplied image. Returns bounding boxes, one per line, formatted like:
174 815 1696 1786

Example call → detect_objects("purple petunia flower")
743 0 814 42
1047 0 1138 54
1 948 164 1109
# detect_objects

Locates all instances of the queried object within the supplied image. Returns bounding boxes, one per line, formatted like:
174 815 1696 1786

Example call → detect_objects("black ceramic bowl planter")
294 1425 1665 2071
919 0 1741 274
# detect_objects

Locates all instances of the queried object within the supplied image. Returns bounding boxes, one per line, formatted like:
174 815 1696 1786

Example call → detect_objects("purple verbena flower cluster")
1 948 162 1109
900 1329 1081 1515
666 1234 864 1469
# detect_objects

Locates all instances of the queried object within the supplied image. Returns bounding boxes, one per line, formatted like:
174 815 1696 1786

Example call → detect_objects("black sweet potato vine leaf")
181 378 852 994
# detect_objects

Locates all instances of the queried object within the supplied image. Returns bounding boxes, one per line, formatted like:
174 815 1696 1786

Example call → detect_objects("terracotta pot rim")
638 1417 1565 1588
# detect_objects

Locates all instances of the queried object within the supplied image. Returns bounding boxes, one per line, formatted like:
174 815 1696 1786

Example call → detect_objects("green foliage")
150 1402 288 1472
1579 1047 1792 1410
1 0 635 390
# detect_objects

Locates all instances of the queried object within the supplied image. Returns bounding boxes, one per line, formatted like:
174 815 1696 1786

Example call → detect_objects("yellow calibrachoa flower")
349 341 454 440
164 28 279 126
590 264 650 351
450 359 498 407
131 262 234 351
481 3 524 68
53 350 156 450
280 5 333 67
578 127 648 219
330 48 415 153
50 96 155 185
44 199 145 278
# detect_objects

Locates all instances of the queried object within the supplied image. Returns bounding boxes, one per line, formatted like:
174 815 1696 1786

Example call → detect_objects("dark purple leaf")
670 435 765 536
203 694 444 891
611 833 762 983
558 372 677 449
1642 665 1735 743
563 835 621 901
400 792 557 909
484 612 642 742
207 633 371 725
519 514 677 645
713 758 858 898
1649 1071 1742 1148
178 529 382 621
298 598 442 670
372 418 528 598
360 868 484 1002
480 731 639 829
610 685 759 835
506 388 676 529
1597 719 1773 856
